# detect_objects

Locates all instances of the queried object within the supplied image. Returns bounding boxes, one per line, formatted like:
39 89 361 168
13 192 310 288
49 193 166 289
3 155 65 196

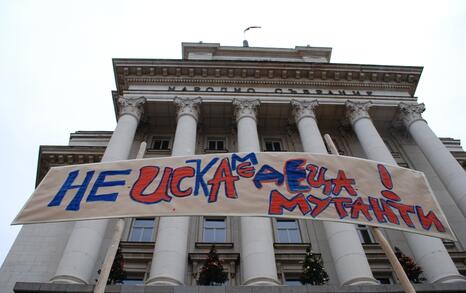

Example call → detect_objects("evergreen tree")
395 247 424 283
198 246 228 286
301 245 329 285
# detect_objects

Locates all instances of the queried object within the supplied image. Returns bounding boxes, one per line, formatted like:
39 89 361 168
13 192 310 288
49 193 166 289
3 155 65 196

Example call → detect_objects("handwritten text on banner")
13 152 454 240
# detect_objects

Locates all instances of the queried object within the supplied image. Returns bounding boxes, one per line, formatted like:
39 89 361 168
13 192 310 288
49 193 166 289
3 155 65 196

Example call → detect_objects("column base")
433 274 466 284
243 276 281 286
341 276 379 286
145 276 183 286
49 275 87 284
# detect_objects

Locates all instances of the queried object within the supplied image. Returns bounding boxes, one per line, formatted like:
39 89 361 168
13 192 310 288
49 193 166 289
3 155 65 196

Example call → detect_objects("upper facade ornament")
174 97 202 121
398 102 426 127
233 99 260 122
346 100 372 125
291 99 319 123
118 96 146 121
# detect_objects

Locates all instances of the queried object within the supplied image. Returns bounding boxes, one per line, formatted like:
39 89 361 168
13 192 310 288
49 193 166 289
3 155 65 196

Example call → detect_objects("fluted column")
291 100 377 286
146 97 201 285
399 102 466 218
233 99 280 286
346 100 465 284
51 97 146 284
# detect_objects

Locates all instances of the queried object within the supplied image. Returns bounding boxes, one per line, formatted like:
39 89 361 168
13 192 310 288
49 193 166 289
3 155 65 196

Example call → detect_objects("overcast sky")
0 0 465 266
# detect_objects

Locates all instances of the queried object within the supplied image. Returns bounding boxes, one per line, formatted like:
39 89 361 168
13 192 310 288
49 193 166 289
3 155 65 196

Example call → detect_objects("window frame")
274 219 302 243
205 136 228 152
202 217 228 243
356 224 376 244
263 138 284 152
128 218 156 242
149 136 171 151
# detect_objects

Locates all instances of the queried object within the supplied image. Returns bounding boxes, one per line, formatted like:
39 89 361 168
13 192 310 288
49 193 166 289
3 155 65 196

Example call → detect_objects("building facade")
1 42 466 292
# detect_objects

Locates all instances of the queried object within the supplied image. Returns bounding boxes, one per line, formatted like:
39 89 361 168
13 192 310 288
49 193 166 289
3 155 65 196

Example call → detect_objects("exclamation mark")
377 164 401 201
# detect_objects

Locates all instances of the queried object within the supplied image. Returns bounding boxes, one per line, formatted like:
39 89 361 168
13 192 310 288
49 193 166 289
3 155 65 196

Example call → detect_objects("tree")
197 245 228 286
301 245 329 285
97 247 126 285
395 247 424 283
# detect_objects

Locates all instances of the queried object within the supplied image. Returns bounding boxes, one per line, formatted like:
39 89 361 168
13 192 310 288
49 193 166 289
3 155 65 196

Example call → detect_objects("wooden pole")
323 134 415 293
94 142 147 293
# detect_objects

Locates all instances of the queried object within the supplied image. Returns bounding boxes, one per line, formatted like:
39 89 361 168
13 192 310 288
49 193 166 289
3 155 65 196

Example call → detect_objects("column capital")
174 97 202 121
233 99 260 122
346 100 372 125
291 99 319 123
398 102 426 127
118 96 146 121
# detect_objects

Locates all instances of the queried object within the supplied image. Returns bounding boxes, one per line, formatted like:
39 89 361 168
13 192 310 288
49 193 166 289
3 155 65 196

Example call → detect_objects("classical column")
291 99 377 286
51 97 146 284
233 99 280 286
346 100 466 284
399 102 466 218
146 97 201 285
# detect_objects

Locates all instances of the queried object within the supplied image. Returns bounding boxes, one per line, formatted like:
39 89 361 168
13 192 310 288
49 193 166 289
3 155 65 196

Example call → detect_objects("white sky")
0 0 465 266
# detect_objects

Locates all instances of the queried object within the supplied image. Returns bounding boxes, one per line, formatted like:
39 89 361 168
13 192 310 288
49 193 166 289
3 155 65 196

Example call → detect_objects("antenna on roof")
243 26 261 47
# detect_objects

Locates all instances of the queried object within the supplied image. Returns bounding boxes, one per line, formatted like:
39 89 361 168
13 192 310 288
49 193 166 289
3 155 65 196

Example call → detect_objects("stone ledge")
14 282 466 293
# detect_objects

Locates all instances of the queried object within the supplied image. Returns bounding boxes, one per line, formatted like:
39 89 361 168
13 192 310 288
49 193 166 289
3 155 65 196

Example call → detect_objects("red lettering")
369 197 399 225
130 166 172 204
207 158 239 202
170 166 195 197
378 164 393 189
306 165 332 195
350 197 372 221
236 162 255 178
331 197 352 218
388 202 415 227
381 190 401 201
415 206 446 232
307 194 332 217
331 170 357 196
268 190 311 215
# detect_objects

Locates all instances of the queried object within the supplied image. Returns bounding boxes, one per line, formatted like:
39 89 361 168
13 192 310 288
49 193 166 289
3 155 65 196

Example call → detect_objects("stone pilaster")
51 97 146 284
233 99 260 122
346 100 372 125
233 99 279 286
398 102 466 219
291 99 318 123
174 97 202 121
345 101 465 284
118 96 146 120
398 102 427 127
146 97 201 285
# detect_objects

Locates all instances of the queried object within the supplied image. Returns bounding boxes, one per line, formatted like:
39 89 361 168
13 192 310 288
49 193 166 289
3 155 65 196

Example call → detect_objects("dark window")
375 276 394 284
276 219 301 243
121 278 144 285
284 278 303 286
129 218 155 242
207 138 226 151
356 225 375 244
265 140 282 151
203 218 226 242
150 137 170 150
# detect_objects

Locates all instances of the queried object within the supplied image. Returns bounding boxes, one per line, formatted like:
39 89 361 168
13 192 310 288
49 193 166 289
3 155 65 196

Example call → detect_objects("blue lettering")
253 164 284 188
231 153 258 170
48 170 95 211
186 158 219 196
87 170 131 203
285 159 310 192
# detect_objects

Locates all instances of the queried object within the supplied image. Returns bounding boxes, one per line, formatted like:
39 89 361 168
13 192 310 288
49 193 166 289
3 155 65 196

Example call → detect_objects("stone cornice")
36 145 106 187
113 59 422 95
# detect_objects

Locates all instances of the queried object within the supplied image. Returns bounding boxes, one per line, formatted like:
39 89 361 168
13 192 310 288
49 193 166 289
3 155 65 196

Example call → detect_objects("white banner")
13 152 455 240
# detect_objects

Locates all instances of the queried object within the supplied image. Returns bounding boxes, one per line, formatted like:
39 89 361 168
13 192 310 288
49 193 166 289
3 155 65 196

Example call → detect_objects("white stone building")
1 42 466 292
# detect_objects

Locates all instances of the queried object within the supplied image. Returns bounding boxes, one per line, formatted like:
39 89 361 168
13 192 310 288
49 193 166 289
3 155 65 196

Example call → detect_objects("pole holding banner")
93 142 147 293
323 134 415 293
